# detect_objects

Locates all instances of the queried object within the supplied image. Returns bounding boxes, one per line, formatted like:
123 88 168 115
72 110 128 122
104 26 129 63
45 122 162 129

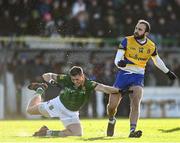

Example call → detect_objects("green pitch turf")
0 118 180 143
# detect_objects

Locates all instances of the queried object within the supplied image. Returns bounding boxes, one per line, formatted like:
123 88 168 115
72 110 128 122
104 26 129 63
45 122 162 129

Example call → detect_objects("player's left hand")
166 70 177 80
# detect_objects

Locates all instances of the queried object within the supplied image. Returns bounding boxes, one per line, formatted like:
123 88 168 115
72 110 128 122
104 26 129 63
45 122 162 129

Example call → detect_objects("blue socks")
130 123 136 132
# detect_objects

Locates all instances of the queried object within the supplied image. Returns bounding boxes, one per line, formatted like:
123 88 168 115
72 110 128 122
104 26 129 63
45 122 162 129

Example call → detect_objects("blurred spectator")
27 10 42 35
69 11 89 37
0 0 179 43
14 55 30 87
88 0 104 37
29 54 48 82
72 0 86 17
43 12 59 36
104 15 118 37
37 0 52 16
0 10 16 36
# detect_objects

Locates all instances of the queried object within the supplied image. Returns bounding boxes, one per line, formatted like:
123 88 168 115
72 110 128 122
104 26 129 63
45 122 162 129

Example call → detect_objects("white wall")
6 72 17 114
141 87 180 118
0 83 4 119
96 91 105 118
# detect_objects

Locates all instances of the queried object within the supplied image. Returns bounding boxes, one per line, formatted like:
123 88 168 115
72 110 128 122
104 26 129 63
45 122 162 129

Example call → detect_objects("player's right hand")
166 70 177 80
118 60 127 67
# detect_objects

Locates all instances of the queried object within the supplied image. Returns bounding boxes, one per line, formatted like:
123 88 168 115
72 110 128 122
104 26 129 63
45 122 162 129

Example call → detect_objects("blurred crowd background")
0 0 180 118
0 0 180 40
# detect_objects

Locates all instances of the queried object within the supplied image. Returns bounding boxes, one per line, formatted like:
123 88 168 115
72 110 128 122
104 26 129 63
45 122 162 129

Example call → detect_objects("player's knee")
26 105 43 115
107 105 117 116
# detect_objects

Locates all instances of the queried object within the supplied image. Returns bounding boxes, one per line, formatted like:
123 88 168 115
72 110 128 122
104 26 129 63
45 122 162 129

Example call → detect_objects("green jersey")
57 74 97 111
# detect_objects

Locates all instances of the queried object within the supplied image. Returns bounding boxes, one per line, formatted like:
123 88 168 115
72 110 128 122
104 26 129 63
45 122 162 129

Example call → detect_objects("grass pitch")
0 118 180 143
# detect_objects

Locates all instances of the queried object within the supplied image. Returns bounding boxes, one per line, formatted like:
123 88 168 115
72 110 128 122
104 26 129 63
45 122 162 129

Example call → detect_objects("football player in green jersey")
26 66 130 137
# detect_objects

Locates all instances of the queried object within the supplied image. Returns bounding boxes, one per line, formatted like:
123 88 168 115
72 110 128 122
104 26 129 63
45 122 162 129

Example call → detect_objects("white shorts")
39 96 80 127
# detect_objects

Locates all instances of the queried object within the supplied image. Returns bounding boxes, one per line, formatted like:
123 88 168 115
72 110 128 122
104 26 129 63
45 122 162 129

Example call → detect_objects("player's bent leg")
61 116 82 136
51 123 82 137
107 93 122 137
27 101 50 117
33 123 82 137
26 82 48 115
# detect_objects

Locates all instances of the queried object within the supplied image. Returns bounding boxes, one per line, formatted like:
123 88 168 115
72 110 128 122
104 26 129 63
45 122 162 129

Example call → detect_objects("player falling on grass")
106 19 177 138
26 66 131 137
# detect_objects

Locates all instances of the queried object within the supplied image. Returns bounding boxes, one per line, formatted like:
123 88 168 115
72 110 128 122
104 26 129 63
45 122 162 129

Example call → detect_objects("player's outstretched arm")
151 55 177 80
94 83 120 94
42 73 58 83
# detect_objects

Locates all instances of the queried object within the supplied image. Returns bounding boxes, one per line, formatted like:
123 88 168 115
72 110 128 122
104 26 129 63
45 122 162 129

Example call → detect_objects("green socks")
36 87 45 95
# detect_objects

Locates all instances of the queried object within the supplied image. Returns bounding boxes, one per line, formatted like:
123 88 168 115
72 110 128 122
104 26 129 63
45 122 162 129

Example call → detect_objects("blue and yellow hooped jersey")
119 36 157 68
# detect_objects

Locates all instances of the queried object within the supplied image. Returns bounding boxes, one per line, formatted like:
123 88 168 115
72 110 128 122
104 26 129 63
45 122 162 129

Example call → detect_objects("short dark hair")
138 19 151 33
69 66 83 76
